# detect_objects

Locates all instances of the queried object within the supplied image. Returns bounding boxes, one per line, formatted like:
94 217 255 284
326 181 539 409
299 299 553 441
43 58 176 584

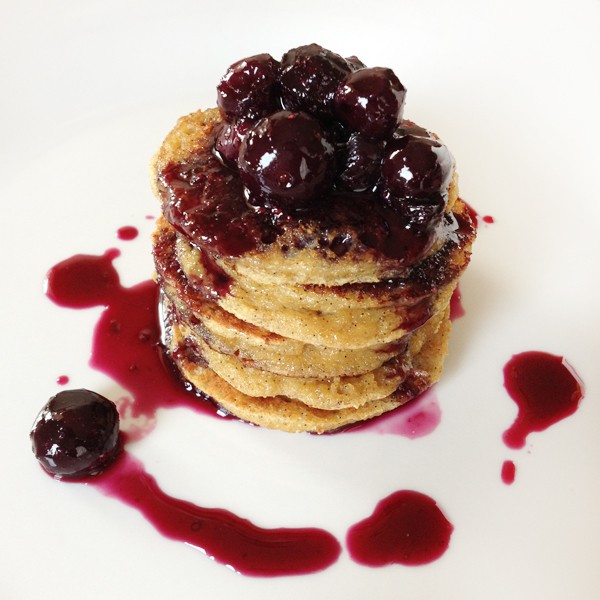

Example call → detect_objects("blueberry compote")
502 351 583 449
346 490 453 566
40 242 457 574
30 389 120 478
41 248 342 576
500 351 584 485
159 44 462 269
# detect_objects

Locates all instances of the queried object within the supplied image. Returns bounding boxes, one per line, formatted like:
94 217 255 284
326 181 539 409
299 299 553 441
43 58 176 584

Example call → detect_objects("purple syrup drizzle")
346 490 453 566
501 460 516 485
44 249 343 576
348 389 441 438
46 250 227 436
502 351 584 449
449 285 465 321
91 450 341 577
116 225 139 241
45 249 121 308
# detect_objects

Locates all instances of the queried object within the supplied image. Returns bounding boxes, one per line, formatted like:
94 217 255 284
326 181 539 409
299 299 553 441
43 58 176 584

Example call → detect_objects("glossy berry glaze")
501 460 516 485
44 249 342 576
159 138 471 268
159 44 467 271
45 249 231 429
346 490 453 566
116 225 138 240
42 245 457 574
31 389 120 478
93 451 340 577
502 351 584 449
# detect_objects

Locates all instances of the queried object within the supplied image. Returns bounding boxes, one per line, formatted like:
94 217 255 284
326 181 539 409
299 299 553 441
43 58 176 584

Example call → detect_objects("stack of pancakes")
151 108 475 433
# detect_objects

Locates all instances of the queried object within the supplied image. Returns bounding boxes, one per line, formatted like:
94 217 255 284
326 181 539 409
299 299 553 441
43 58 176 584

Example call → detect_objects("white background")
1 1 599 598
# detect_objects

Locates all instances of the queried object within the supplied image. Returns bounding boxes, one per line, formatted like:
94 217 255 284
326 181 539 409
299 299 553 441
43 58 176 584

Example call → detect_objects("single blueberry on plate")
30 389 120 478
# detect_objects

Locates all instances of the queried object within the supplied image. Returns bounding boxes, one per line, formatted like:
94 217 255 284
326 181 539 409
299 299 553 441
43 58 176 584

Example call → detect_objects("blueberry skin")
30 389 120 478
238 110 335 208
334 67 406 140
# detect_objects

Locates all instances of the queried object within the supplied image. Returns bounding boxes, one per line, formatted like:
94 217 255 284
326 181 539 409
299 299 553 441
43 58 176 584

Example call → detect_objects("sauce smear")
45 250 342 576
346 490 453 566
92 451 341 577
502 351 583 449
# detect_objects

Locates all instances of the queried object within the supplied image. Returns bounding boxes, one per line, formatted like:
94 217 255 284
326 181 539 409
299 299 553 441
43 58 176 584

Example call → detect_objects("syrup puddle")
500 351 584 484
44 242 454 575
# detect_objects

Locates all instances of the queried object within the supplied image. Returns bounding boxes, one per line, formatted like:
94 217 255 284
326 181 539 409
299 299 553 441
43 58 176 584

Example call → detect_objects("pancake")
163 300 452 433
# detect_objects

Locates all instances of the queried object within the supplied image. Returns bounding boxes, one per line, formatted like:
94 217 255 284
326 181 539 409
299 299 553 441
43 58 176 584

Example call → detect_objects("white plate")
2 1 600 598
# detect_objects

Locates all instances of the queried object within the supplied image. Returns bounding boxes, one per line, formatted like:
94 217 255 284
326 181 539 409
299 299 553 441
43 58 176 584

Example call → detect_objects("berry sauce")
116 225 139 241
45 249 228 436
158 134 475 268
347 389 441 438
56 375 70 385
45 249 122 308
501 460 516 485
449 285 465 321
346 490 453 566
92 451 341 577
44 249 344 576
43 245 458 574
502 351 584 449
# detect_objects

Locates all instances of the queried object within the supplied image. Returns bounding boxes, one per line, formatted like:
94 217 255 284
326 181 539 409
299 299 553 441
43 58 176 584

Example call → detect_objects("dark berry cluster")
214 44 453 222
30 389 120 478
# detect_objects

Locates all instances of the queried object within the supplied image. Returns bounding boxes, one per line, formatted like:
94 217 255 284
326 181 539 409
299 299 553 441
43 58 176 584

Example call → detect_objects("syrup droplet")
346 490 453 566
502 351 584 449
116 226 139 241
56 375 70 385
501 460 516 485
45 249 121 308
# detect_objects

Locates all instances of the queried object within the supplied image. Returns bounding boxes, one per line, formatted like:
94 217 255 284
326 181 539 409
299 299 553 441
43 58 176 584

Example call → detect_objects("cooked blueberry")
345 55 367 71
381 135 453 201
216 53 280 121
30 389 120 478
337 133 383 192
238 110 335 208
214 119 253 167
279 44 351 118
393 120 432 140
334 67 406 140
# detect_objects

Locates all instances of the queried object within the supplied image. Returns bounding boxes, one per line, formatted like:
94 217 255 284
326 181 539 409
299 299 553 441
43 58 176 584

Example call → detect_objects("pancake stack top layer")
150 44 476 433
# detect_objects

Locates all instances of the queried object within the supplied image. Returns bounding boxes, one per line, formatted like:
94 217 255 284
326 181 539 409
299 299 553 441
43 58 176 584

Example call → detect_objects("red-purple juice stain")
44 249 343 576
449 285 465 321
501 460 516 485
116 225 139 241
500 351 584 485
348 389 441 438
346 490 453 566
56 375 70 385
45 250 222 433
502 351 584 449
462 201 494 229
89 450 341 577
